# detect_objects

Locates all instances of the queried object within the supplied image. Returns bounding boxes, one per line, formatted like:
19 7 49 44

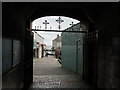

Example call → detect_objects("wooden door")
24 29 33 88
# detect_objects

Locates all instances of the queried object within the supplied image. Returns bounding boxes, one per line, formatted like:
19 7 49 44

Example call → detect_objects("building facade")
61 23 84 75
33 31 45 58
52 35 61 58
52 35 61 50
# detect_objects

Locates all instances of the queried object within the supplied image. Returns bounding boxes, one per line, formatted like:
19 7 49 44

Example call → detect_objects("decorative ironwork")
56 17 64 30
69 22 74 26
84 31 98 40
50 27 52 30
43 20 49 30
35 26 36 29
32 22 86 33
37 26 39 29
39 26 41 30
35 26 41 29
69 22 74 31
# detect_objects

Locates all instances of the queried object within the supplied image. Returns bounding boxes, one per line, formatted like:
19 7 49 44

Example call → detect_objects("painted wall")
33 31 44 44
61 24 84 74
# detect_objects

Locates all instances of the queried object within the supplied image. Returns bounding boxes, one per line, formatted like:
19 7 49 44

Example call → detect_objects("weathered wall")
2 3 25 88
96 3 120 88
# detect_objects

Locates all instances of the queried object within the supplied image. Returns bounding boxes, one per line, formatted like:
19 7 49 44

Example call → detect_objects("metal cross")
56 17 64 30
43 20 49 30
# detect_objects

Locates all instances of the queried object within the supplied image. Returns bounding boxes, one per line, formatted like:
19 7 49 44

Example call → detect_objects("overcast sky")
32 16 80 49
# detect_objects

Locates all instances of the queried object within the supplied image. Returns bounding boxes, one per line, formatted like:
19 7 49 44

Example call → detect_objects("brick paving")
29 56 93 89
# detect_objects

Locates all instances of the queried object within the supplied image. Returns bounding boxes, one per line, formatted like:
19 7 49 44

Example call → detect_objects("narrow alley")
2 2 120 89
29 56 93 89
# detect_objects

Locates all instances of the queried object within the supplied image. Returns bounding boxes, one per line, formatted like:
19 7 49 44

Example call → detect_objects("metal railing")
83 30 98 40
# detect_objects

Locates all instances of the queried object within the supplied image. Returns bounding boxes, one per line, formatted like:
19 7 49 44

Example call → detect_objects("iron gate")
83 31 98 87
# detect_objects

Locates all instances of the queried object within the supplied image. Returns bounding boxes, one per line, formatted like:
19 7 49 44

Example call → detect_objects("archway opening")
29 16 88 88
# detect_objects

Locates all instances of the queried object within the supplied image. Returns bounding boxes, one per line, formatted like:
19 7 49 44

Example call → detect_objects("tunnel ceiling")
3 2 114 24
29 2 101 22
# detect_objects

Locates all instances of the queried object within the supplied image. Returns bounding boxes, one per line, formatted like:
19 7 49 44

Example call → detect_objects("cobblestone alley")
29 56 93 89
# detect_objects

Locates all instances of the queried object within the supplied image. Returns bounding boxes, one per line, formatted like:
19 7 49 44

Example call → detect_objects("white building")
33 31 45 58
52 35 61 50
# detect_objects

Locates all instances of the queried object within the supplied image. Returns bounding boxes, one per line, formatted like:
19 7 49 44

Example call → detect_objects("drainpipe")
76 39 80 73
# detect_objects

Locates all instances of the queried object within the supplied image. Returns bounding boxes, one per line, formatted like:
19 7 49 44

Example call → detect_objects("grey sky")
32 16 80 48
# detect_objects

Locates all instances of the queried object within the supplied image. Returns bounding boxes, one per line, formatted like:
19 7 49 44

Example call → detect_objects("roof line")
34 31 44 39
